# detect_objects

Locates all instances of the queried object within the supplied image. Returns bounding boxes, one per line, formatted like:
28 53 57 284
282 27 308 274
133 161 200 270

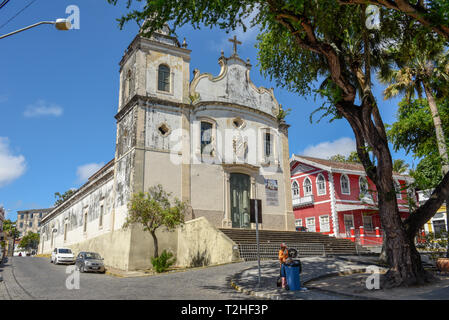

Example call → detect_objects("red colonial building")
290 155 414 246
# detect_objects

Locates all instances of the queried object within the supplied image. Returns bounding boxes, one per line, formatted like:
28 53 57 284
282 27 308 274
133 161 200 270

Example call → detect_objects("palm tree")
379 41 449 257
379 44 449 175
392 159 410 174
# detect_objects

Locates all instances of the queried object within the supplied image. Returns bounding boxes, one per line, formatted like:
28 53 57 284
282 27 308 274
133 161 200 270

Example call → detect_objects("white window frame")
341 174 350 195
157 64 171 93
362 215 373 231
295 219 303 227
198 118 216 159
292 181 300 198
394 180 402 199
306 217 316 232
359 176 369 195
316 173 326 196
343 214 354 232
303 177 313 196
319 215 330 233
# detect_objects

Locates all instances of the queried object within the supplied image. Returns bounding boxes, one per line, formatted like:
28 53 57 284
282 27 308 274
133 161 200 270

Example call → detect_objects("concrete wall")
176 217 240 267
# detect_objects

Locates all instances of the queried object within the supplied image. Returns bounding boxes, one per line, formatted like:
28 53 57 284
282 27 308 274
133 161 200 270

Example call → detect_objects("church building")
39 26 294 270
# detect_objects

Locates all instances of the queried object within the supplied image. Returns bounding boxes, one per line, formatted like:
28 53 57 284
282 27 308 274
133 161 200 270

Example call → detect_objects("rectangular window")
433 220 447 237
20 222 23 228
99 205 104 228
363 215 373 231
295 219 302 227
201 122 213 156
264 132 272 157
29 222 32 227
319 215 330 232
83 212 88 233
306 217 316 232
64 224 68 241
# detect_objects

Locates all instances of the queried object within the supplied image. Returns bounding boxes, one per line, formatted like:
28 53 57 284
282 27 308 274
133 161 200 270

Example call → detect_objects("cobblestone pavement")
0 256 264 300
232 256 379 300
0 255 378 300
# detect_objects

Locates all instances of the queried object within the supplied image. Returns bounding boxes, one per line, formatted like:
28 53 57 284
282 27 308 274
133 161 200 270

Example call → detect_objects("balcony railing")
292 195 314 208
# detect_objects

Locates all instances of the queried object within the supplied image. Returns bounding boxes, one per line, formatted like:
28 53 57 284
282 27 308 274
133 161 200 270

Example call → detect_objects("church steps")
218 228 371 258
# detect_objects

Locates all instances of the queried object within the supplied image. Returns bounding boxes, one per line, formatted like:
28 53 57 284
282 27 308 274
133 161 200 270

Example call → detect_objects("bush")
151 250 176 273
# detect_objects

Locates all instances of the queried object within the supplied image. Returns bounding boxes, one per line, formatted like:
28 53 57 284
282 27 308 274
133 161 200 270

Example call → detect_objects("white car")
51 248 75 265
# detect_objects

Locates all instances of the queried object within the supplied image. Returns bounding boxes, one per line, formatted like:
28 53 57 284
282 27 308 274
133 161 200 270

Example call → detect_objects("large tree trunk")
151 231 159 258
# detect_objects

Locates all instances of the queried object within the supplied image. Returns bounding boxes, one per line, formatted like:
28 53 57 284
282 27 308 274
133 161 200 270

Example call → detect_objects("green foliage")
124 184 187 258
329 151 360 163
124 184 186 234
392 159 410 174
19 232 40 251
151 250 175 273
54 189 76 207
3 219 19 239
416 232 448 261
388 98 449 189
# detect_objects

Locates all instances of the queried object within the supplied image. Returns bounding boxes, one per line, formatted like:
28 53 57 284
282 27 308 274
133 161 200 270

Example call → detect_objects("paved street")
0 256 351 300
0 256 258 300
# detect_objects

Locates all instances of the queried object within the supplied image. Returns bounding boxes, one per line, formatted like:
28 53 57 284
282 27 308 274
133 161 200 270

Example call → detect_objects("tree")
123 184 186 258
19 232 40 252
388 98 449 189
339 0 449 40
107 0 449 287
393 159 410 174
54 189 76 207
329 151 361 163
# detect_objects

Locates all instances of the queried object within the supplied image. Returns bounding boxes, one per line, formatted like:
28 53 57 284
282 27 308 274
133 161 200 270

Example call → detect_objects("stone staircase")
219 228 371 260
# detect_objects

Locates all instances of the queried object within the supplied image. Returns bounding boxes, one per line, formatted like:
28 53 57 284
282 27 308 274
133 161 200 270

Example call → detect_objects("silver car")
75 252 106 273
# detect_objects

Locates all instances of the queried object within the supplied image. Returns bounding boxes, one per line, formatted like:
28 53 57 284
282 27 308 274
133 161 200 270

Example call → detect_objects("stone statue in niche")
233 131 248 163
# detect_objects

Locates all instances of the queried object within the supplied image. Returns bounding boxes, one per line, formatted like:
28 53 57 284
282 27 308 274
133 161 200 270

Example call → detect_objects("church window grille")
264 132 272 157
158 65 170 92
201 121 213 156
158 123 170 136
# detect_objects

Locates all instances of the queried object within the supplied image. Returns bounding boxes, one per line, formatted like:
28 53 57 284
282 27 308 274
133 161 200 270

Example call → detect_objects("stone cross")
228 35 242 56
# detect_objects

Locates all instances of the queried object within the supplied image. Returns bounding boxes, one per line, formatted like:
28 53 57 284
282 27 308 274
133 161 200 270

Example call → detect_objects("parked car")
75 252 105 273
51 248 75 265
295 226 307 232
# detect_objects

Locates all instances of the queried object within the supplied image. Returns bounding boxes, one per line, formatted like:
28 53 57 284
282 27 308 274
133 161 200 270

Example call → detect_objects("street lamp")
0 18 71 40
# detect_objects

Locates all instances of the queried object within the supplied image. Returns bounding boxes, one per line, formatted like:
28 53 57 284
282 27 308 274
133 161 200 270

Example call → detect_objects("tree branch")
338 0 449 40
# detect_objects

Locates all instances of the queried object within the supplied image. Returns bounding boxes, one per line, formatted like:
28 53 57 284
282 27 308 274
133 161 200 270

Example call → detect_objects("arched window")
394 180 402 199
200 121 214 156
304 177 312 196
316 174 326 195
341 174 350 194
158 64 170 92
292 181 299 198
359 176 369 195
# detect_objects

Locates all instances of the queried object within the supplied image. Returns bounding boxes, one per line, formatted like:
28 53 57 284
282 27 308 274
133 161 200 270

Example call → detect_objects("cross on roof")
228 35 242 56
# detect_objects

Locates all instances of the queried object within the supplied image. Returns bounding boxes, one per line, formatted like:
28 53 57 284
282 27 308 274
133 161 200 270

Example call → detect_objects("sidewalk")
231 255 449 300
231 256 376 300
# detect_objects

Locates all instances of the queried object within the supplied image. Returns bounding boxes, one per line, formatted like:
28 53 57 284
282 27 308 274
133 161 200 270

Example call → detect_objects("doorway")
230 173 251 229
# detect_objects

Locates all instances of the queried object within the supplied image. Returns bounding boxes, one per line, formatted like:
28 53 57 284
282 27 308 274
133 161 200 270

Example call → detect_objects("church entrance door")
230 173 251 229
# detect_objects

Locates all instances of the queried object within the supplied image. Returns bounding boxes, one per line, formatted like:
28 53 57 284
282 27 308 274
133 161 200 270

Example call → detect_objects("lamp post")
0 19 71 40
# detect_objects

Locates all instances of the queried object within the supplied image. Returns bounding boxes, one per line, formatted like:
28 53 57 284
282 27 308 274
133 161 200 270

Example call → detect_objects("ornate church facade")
39 26 294 270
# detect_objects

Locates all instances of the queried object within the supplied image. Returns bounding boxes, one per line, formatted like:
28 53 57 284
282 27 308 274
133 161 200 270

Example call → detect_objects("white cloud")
23 100 63 118
76 162 105 183
300 137 356 159
0 137 26 187
210 8 260 53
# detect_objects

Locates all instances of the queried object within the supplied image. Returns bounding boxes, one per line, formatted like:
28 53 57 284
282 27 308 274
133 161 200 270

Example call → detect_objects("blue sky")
0 0 412 221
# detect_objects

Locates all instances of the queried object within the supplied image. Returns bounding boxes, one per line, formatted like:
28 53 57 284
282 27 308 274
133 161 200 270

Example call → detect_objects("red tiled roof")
293 155 409 177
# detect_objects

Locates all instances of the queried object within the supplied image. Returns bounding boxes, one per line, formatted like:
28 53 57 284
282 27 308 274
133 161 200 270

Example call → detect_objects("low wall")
64 229 132 271
176 217 240 267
